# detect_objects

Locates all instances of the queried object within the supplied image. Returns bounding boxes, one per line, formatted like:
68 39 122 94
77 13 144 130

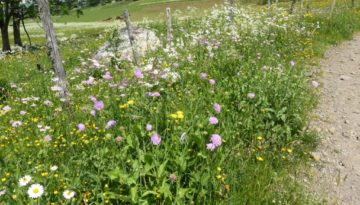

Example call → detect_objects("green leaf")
157 160 168 178
130 186 138 203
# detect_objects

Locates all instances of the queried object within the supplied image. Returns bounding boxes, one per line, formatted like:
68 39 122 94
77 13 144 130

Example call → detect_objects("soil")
309 33 360 205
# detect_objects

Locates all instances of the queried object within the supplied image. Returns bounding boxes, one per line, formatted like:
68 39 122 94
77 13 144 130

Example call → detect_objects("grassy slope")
54 0 225 23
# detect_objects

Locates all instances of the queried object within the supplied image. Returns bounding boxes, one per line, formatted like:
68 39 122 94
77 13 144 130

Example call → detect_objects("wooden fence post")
123 9 138 65
290 0 296 13
330 0 336 17
37 0 69 105
166 8 173 46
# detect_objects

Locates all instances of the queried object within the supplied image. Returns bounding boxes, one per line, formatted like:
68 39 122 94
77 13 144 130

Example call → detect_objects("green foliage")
0 2 360 205
0 78 9 102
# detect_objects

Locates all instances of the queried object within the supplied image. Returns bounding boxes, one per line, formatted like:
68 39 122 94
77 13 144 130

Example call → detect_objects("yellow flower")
256 156 264 162
287 149 293 154
54 191 58 195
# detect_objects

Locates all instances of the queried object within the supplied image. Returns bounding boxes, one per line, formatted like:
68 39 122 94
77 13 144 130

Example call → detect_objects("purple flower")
105 120 117 129
151 133 161 145
247 92 256 99
209 79 216 85
206 143 216 151
151 92 161 97
134 69 144 79
311 80 319 88
93 100 104 111
146 123 153 131
90 110 96 116
290 60 295 66
200 73 207 80
209 116 219 125
20 111 27 115
169 173 177 182
103 71 112 80
44 135 52 142
77 123 85 131
210 134 222 147
85 76 95 85
213 103 221 113
11 121 22 127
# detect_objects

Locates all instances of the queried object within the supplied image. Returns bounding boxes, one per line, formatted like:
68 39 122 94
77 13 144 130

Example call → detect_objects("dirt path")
310 33 360 204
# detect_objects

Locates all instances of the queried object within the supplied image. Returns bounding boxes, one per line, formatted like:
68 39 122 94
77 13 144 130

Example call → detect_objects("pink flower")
77 123 85 131
44 135 52 142
11 121 22 127
105 120 117 129
146 123 153 131
209 116 218 125
85 76 95 85
210 134 222 147
209 79 216 85
93 100 104 111
90 110 96 116
134 69 144 79
44 100 52 106
103 71 112 80
311 80 319 88
20 111 27 115
151 133 161 145
200 73 207 80
206 143 216 151
213 103 221 113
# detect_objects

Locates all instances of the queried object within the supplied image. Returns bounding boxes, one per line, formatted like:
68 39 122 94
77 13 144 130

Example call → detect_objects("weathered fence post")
37 0 69 105
123 9 138 65
330 0 336 17
290 0 296 13
267 0 271 16
228 0 235 22
166 8 173 46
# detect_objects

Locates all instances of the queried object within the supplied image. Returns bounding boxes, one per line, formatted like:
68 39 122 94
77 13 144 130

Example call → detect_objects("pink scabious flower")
12 121 22 127
206 143 216 151
77 123 85 131
209 116 219 125
103 71 112 80
146 123 153 131
105 120 117 129
44 135 52 142
85 76 95 85
90 110 96 116
290 60 295 66
20 111 27 115
134 69 144 79
213 103 221 113
209 79 216 85
93 100 104 111
200 73 207 80
210 134 222 147
151 133 161 145
146 92 161 97
311 80 319 88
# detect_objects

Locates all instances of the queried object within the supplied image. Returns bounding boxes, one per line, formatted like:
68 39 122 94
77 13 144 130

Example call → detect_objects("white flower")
50 165 58 171
0 189 6 196
19 175 32 187
27 184 44 199
63 190 75 200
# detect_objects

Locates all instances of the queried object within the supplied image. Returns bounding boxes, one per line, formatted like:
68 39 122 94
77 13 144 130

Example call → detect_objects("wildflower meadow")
1 0 360 204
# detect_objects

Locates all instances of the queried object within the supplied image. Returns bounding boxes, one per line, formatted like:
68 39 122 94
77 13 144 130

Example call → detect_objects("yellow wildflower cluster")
119 100 135 109
169 111 184 120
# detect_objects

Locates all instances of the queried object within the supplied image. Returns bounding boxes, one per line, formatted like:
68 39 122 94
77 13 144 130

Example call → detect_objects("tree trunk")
13 18 23 47
21 11 32 46
330 0 336 17
352 0 355 7
37 0 69 105
1 26 11 52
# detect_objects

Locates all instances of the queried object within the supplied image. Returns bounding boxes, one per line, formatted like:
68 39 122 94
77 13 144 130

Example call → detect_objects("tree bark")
13 18 23 47
21 10 32 46
37 0 69 105
1 26 11 52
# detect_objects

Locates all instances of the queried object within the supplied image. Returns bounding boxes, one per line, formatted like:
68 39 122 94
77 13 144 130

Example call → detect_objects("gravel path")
310 33 360 204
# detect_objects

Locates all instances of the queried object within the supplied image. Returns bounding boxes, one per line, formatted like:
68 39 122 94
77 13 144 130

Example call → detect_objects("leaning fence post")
166 8 173 46
123 9 138 65
37 0 69 106
330 0 336 17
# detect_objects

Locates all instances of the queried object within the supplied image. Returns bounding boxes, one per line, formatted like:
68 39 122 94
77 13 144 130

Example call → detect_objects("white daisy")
63 189 75 200
19 175 32 187
27 184 44 199
50 165 58 171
